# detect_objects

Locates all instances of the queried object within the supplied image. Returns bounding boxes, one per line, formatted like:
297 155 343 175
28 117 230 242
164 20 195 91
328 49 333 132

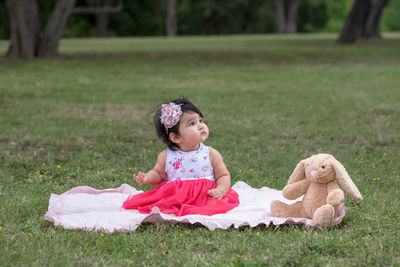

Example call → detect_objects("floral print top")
165 143 215 182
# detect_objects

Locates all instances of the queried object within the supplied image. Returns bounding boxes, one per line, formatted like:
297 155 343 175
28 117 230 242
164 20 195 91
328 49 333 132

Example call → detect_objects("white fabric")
44 181 347 232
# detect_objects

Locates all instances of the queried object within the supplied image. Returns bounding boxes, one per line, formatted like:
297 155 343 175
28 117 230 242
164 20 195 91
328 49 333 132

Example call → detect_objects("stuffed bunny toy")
270 153 363 227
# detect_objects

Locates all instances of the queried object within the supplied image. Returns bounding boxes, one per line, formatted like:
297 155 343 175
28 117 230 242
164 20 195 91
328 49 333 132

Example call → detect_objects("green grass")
1 33 400 266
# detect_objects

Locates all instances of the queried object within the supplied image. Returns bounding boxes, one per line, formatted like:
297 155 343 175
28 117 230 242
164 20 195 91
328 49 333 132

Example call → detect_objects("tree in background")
107 1 164 36
6 0 123 58
297 0 328 32
166 0 177 36
72 0 123 38
273 0 299 33
338 0 390 43
7 0 76 58
1 0 399 52
0 0 9 39
176 0 274 35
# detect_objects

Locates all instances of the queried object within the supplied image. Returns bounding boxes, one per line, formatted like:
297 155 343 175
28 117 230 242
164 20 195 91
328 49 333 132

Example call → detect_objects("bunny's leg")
313 204 335 227
270 200 308 218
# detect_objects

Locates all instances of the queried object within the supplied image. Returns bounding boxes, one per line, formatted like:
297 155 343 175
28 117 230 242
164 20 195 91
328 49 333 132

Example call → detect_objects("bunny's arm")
326 182 344 206
282 179 311 200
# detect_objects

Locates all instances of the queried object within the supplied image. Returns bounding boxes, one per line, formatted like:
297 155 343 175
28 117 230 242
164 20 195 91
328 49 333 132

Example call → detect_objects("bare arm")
208 148 231 199
134 150 167 185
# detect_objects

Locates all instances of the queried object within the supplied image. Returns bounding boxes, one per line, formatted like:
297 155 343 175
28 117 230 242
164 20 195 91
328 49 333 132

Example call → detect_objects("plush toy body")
271 154 363 227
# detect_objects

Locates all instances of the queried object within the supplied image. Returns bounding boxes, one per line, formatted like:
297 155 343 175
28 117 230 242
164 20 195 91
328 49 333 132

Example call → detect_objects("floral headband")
160 102 182 131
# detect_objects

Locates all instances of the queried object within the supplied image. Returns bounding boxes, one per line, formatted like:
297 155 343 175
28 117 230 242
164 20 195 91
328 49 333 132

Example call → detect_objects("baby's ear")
169 132 180 144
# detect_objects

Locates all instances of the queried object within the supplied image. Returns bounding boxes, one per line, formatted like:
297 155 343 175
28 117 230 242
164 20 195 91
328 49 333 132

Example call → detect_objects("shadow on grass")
1 37 399 67
102 220 347 234
53 49 399 67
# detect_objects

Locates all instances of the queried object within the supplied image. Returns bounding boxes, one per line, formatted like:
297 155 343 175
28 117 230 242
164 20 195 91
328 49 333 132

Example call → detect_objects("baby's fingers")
133 172 144 184
208 189 222 199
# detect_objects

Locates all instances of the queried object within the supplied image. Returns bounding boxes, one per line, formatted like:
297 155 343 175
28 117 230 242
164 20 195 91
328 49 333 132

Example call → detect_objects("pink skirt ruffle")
122 179 239 216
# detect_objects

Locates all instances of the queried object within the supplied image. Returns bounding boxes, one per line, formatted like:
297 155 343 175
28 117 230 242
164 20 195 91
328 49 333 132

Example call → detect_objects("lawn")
0 33 399 266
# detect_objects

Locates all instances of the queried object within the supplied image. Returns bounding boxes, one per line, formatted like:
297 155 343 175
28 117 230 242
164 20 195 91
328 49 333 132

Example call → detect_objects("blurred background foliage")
0 0 399 39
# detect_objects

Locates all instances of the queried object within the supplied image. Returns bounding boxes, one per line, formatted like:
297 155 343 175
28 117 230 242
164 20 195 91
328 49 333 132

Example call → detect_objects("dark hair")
154 98 203 150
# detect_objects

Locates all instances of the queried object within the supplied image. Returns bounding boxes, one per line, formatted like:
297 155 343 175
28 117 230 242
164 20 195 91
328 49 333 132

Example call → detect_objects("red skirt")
122 179 240 216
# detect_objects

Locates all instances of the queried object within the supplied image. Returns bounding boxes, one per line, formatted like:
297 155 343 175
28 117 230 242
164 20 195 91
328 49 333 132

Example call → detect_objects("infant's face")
176 111 208 151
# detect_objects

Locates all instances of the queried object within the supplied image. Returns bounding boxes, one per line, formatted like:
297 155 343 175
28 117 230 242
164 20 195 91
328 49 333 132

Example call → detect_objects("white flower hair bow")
160 102 182 130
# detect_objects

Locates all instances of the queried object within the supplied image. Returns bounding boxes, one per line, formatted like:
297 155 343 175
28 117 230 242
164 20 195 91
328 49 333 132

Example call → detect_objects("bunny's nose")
311 170 318 177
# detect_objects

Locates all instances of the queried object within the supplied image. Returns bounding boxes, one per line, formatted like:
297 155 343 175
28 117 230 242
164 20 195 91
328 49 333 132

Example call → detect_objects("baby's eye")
321 166 325 169
199 119 203 123
189 121 195 126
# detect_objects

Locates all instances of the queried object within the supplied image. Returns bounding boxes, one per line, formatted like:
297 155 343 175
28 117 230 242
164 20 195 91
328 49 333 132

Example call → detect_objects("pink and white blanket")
45 181 347 232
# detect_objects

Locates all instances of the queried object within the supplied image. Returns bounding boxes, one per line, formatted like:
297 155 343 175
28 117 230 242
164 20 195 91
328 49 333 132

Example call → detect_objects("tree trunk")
244 14 253 34
6 0 121 58
37 0 76 57
166 0 177 37
96 12 109 37
286 0 299 33
6 0 40 59
273 0 286 33
94 0 110 38
337 0 371 43
363 0 389 39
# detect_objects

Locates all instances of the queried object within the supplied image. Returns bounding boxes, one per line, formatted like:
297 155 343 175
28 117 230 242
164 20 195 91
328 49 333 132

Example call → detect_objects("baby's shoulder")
157 150 167 163
209 147 223 163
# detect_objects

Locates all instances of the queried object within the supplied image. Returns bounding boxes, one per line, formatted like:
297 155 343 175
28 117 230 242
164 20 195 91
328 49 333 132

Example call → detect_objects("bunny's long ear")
287 160 306 185
332 158 363 201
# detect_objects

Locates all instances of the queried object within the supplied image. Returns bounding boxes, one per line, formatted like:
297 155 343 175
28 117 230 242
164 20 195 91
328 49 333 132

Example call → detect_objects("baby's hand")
208 188 225 199
133 172 147 184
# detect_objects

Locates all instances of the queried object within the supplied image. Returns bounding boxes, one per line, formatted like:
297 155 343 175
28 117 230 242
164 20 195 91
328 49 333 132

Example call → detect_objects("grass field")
0 33 399 266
